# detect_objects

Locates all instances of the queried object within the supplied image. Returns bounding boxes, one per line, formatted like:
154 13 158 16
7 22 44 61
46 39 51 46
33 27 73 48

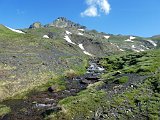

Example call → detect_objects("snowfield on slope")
78 43 93 56
78 32 84 36
64 35 76 45
66 31 72 35
78 29 85 31
130 36 136 40
83 51 93 56
147 40 157 47
125 39 134 42
43 35 49 38
6 26 25 34
104 35 110 39
78 44 85 50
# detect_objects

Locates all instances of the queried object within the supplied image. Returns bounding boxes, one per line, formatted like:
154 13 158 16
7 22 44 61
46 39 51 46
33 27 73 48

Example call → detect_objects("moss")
64 69 78 79
117 76 129 84
100 49 160 75
0 104 11 117
46 82 108 120
101 73 115 83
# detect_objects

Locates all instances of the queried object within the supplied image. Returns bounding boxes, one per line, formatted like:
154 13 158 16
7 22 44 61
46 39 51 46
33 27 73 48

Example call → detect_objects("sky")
0 0 160 37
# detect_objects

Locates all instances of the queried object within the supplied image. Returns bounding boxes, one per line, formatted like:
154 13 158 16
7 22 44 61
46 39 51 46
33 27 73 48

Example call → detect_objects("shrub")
64 69 78 79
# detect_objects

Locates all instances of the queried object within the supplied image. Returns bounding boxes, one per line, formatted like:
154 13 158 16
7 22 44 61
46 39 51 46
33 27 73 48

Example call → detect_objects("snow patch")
6 26 25 34
43 35 49 39
78 43 93 56
130 36 136 40
66 31 72 35
83 51 93 56
140 45 149 50
64 35 76 45
119 49 125 51
78 29 85 31
78 32 84 36
147 40 157 47
125 39 134 42
104 35 110 39
133 49 140 52
78 44 85 50
146 47 149 50
140 49 145 51
140 45 145 48
132 45 136 49
116 45 125 51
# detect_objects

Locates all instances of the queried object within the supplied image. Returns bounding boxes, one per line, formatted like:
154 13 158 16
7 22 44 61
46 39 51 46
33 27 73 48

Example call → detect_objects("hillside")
0 18 160 120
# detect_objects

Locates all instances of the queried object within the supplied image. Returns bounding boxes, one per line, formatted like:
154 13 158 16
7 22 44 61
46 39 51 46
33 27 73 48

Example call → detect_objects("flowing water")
0 60 105 120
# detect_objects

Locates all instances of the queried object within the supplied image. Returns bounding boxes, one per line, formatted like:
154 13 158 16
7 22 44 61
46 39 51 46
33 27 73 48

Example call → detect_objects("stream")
0 60 105 120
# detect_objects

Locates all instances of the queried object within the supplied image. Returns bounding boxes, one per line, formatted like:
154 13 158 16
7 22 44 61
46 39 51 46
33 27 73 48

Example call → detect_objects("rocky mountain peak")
45 17 86 29
28 17 86 30
29 22 42 29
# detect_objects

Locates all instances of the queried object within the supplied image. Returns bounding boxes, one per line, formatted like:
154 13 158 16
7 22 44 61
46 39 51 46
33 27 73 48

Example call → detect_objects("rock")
45 17 86 29
41 106 61 117
80 79 90 84
29 22 42 29
48 32 56 39
113 71 121 76
48 85 56 92
85 75 100 81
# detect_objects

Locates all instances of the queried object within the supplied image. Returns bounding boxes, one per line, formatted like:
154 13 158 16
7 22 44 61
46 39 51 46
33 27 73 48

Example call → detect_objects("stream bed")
0 60 105 120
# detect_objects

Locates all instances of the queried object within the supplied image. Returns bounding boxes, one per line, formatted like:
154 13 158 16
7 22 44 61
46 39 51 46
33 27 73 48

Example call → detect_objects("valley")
0 17 160 120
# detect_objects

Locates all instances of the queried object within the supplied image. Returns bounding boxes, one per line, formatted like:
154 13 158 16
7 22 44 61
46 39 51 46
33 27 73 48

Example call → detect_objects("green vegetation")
46 82 108 120
99 49 160 75
0 104 11 117
110 73 160 120
48 49 160 120
117 76 129 83
0 25 89 101
0 20 160 120
64 69 79 79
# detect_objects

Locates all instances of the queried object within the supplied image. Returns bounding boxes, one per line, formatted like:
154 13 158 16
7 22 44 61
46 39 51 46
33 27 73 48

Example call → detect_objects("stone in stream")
41 106 62 117
70 89 77 96
85 75 100 81
112 71 121 76
48 85 57 92
48 87 54 92
80 79 91 84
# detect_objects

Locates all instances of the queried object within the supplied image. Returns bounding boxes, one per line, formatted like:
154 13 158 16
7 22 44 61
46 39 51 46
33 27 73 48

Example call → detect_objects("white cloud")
81 6 98 17
81 0 111 17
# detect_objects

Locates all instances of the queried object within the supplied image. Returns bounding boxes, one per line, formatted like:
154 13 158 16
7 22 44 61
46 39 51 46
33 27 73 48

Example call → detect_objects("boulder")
29 22 42 29
48 85 56 92
80 79 90 84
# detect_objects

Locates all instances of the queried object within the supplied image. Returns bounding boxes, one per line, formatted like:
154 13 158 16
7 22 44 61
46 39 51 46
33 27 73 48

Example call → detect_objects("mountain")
0 18 160 120
44 17 86 29
26 17 159 56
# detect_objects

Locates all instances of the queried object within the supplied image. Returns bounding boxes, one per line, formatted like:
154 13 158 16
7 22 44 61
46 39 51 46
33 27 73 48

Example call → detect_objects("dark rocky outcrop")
29 22 42 29
45 17 86 29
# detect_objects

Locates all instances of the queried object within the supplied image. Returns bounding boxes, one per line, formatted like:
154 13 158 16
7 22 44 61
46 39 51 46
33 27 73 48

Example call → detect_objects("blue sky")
0 0 160 37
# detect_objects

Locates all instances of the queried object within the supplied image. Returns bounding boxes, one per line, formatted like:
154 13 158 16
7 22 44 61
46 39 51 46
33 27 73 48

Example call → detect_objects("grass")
0 104 11 117
110 73 160 119
0 24 89 101
99 49 160 75
117 76 129 84
46 49 160 120
46 85 108 120
64 69 78 79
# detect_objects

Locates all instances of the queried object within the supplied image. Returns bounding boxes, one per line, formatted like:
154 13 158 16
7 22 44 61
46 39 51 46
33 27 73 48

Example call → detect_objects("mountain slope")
0 17 159 101
0 18 160 120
